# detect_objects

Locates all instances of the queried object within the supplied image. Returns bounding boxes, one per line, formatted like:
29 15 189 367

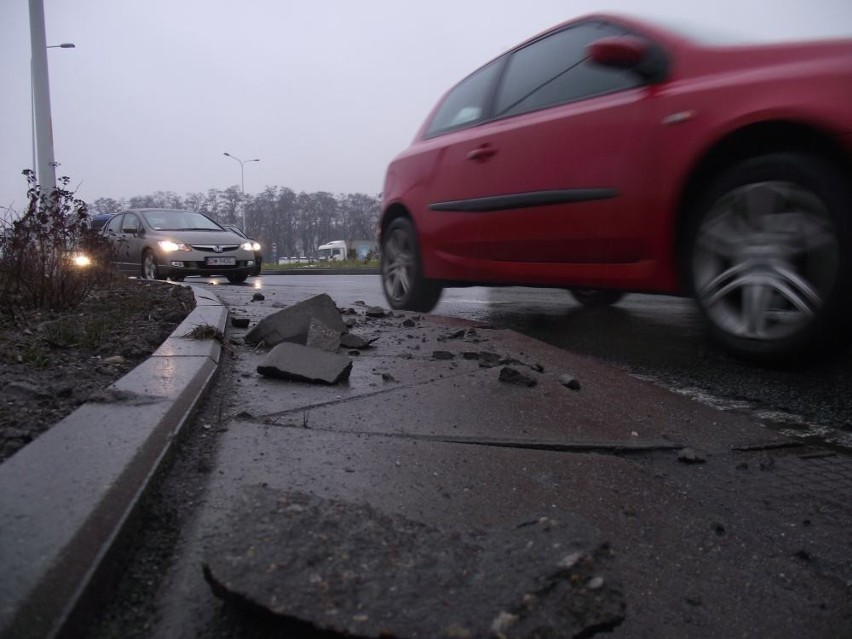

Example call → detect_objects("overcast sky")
1 0 851 210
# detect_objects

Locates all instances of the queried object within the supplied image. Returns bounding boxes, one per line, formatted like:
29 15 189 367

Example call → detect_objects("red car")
379 13 852 363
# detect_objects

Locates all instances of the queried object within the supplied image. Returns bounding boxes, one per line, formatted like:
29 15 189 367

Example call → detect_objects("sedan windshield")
142 210 223 231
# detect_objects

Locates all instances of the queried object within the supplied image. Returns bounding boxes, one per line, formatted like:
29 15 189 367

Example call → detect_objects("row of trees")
89 186 381 262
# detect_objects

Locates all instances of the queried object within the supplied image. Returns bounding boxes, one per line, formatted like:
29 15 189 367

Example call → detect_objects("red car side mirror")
587 36 649 69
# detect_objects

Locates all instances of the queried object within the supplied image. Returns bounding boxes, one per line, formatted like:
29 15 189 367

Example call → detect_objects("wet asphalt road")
222 273 852 450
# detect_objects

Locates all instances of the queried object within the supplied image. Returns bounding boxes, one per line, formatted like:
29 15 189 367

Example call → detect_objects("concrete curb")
0 284 227 639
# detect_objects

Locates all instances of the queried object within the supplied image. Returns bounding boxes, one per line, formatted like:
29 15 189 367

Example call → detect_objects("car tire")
686 153 852 364
569 288 625 308
141 250 164 280
227 273 248 284
381 217 442 312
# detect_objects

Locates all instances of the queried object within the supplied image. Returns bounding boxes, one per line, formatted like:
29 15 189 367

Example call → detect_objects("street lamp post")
31 43 75 178
29 0 59 192
223 152 259 232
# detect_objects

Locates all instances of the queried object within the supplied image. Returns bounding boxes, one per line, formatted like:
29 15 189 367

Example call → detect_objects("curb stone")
0 284 226 639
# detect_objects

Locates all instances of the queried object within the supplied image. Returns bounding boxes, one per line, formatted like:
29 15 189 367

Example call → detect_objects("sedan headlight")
158 240 192 252
69 252 92 267
241 241 261 251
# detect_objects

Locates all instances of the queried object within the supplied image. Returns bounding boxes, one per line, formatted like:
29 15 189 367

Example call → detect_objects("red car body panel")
381 13 852 295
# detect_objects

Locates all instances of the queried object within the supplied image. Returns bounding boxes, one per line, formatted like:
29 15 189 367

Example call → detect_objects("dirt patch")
0 278 196 463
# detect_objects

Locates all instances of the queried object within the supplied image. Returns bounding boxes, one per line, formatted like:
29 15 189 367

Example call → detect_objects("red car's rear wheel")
381 217 442 312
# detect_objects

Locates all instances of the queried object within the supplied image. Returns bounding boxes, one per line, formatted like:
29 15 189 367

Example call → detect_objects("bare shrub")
0 170 116 314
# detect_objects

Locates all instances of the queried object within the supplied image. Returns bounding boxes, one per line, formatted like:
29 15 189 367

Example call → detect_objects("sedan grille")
191 244 240 253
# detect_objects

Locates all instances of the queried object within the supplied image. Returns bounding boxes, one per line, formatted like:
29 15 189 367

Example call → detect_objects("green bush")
0 170 116 313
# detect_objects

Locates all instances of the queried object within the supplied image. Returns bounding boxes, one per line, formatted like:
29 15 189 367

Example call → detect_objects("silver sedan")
102 208 257 283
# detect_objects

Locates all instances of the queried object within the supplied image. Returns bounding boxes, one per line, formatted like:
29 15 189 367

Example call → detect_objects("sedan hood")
151 229 244 247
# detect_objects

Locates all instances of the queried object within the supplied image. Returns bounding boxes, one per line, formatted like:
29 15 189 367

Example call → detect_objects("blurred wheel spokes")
694 181 838 340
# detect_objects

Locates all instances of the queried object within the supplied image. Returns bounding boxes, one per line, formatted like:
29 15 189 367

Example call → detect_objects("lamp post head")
47 43 76 48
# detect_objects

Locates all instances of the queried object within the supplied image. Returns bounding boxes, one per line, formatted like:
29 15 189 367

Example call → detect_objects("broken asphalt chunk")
365 305 388 318
202 487 624 639
340 333 375 349
478 352 502 368
677 447 707 464
257 342 352 384
499 366 537 387
305 317 341 352
558 373 581 391
245 293 346 347
438 328 467 341
230 316 250 328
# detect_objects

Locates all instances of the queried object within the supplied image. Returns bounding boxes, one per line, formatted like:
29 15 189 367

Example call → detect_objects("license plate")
206 256 236 266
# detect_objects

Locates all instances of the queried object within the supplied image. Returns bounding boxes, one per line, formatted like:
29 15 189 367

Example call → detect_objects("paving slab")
202 486 623 639
135 303 852 639
155 402 852 639
227 314 790 454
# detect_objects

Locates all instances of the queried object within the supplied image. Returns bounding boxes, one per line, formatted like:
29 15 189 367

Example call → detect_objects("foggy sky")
1 0 850 211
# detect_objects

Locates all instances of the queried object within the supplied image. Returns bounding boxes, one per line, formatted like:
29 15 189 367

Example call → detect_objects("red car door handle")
466 145 497 162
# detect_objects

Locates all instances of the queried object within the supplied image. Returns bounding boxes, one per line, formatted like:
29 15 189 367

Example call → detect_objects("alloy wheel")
692 180 839 342
382 227 415 306
142 251 158 280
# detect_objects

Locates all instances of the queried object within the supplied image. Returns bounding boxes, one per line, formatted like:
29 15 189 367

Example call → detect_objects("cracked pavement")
89 282 852 639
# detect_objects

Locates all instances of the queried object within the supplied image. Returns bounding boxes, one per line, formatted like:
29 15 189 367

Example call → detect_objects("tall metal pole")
223 152 259 232
29 0 56 193
31 44 74 178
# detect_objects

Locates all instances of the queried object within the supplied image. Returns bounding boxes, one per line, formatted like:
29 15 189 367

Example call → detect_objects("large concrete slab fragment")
203 486 623 638
245 293 345 347
257 342 353 384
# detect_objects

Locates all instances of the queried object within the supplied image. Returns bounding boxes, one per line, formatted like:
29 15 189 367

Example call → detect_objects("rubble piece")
251 293 265 302
677 448 707 464
0 382 49 400
432 350 455 361
245 294 345 347
340 333 375 349
230 316 250 328
305 318 341 352
478 352 502 368
203 487 624 639
401 318 417 328
257 343 352 384
365 306 388 318
558 374 581 391
499 366 537 387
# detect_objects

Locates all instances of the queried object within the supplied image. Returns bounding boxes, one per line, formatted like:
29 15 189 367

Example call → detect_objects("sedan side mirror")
587 35 668 83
